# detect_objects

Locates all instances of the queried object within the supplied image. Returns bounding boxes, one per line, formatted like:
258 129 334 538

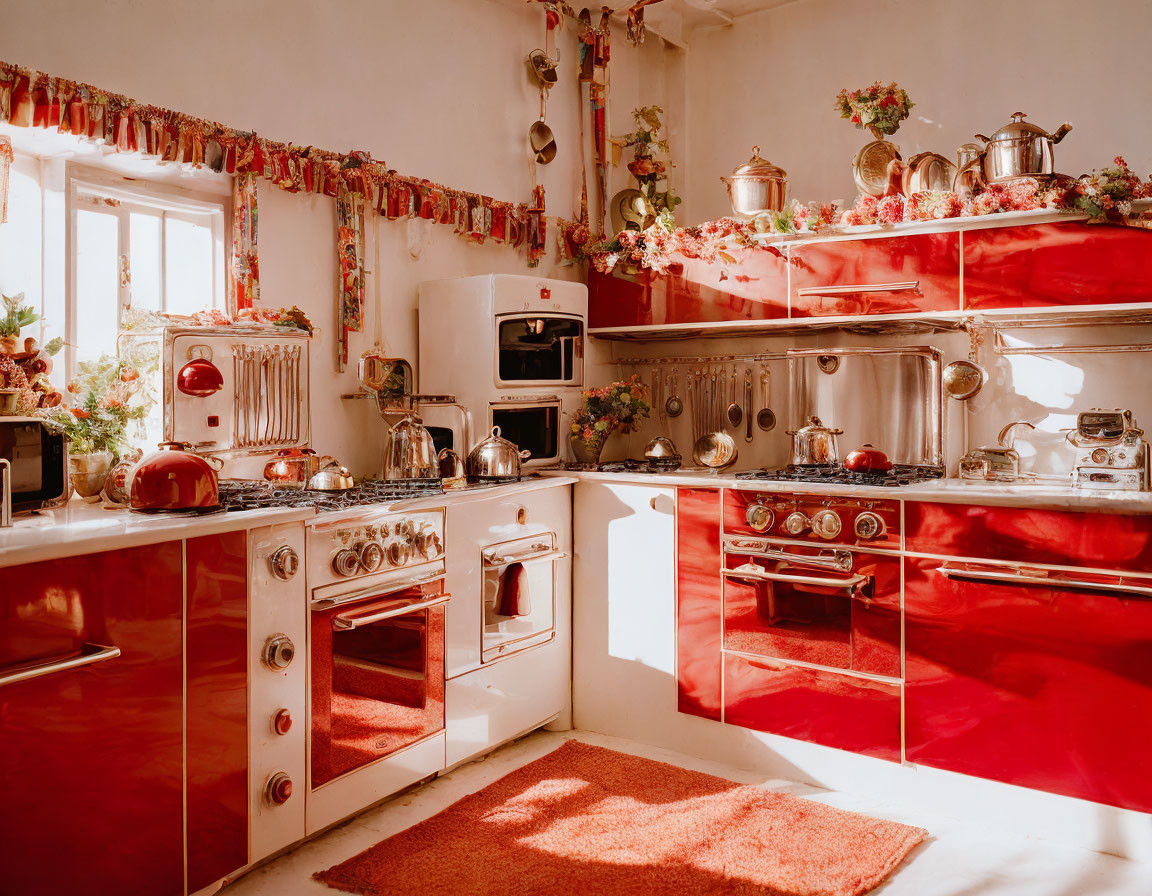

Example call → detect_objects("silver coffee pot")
383 413 439 480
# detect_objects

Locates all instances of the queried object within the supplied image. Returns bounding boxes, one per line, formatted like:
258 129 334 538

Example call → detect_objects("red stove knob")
272 709 293 736
264 772 293 806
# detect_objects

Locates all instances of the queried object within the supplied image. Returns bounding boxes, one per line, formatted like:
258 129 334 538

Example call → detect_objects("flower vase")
570 430 612 466
69 451 113 503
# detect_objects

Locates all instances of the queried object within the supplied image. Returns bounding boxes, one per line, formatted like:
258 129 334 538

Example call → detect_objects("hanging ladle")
665 371 683 417
725 364 743 428
756 364 776 431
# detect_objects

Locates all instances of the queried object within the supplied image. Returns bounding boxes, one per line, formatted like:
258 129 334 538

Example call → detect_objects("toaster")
0 417 69 515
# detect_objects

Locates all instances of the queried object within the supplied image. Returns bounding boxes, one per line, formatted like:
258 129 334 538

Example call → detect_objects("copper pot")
130 441 221 512
263 448 324 488
721 146 787 216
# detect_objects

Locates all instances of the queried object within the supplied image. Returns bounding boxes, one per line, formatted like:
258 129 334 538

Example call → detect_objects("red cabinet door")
790 232 961 317
0 543 185 896
677 488 723 720
905 556 1152 812
963 221 1152 310
724 654 902 761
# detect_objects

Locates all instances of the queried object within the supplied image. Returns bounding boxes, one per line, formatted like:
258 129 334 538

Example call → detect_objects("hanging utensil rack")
233 344 304 449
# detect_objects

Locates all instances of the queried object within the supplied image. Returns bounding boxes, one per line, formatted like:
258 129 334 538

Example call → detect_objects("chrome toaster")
1070 409 1150 491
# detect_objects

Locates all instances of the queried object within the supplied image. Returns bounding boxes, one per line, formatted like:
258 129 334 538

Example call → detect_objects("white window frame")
65 164 228 376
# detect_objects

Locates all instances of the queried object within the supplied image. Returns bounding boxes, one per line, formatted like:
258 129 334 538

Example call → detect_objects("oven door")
721 538 900 678
495 313 583 388
310 579 449 789
480 535 565 663
489 398 561 465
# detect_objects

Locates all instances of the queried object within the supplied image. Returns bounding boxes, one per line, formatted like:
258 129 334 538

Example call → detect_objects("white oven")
480 533 565 663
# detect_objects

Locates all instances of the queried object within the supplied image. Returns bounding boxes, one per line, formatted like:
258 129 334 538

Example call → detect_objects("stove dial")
854 511 887 541
1091 447 1110 464
397 519 414 538
268 545 299 581
357 541 385 572
264 772 293 806
415 526 442 559
262 634 295 671
332 548 360 577
387 540 412 567
812 509 843 540
782 511 811 536
272 709 293 736
745 504 775 533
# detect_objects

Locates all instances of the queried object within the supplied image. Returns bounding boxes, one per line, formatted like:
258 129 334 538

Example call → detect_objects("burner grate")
736 464 945 488
218 478 444 513
564 457 683 474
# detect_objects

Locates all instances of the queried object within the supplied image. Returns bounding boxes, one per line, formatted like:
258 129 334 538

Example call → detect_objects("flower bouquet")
835 82 914 138
569 375 651 464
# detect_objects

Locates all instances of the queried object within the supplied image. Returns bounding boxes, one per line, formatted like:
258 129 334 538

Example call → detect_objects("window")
68 169 226 369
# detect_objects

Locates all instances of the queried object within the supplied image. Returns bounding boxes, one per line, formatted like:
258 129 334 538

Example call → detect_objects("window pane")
130 212 162 312
164 217 215 315
74 208 120 365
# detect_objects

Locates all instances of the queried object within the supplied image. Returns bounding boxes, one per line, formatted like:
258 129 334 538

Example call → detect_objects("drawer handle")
796 281 921 297
332 593 451 630
721 566 868 591
936 563 1152 598
0 643 121 688
482 547 566 567
746 658 790 673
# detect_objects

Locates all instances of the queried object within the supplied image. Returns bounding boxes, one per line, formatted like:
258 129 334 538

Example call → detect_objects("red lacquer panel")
904 556 1152 811
588 245 788 330
790 232 961 317
186 532 249 892
906 501 1152 573
964 221 1152 310
676 488 724 720
0 544 185 896
724 654 901 761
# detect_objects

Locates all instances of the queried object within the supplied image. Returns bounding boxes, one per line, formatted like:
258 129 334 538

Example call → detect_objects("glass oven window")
490 406 558 461
480 537 557 662
497 316 582 383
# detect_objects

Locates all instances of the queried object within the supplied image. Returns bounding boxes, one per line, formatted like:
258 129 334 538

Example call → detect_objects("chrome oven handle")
795 281 921 297
0 643 121 688
311 569 445 609
482 546 567 567
332 593 452 630
721 567 868 590
935 563 1152 599
725 541 854 574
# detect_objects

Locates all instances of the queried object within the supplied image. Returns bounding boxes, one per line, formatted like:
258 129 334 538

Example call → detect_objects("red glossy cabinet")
790 232 961 317
964 221 1152 310
905 555 1152 812
676 488 724 721
0 543 186 896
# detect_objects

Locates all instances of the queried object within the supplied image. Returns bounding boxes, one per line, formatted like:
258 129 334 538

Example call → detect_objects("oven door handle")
482 546 567 567
311 569 444 609
332 593 452 630
0 643 121 688
721 567 868 590
936 563 1152 598
726 541 854 573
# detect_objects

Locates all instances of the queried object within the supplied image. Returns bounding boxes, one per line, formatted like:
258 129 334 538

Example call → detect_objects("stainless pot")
721 146 787 217
955 112 1072 187
383 413 439 480
786 416 843 466
902 151 956 194
466 426 530 481
307 460 355 491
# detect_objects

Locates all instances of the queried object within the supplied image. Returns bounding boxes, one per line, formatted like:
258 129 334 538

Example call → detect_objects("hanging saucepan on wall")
529 120 557 165
942 359 987 400
610 188 655 233
177 345 223 397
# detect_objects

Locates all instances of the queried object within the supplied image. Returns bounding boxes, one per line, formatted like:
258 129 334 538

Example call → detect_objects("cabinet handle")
482 546 566 567
332 593 451 630
935 563 1152 599
721 567 868 590
0 643 121 688
796 281 920 297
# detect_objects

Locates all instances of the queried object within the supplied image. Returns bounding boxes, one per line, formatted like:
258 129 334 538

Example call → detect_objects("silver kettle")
383 413 439 480
466 426 531 481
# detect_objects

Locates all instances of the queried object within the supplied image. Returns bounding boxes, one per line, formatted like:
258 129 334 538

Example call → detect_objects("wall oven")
721 535 901 678
495 313 583 389
480 533 565 663
489 396 562 466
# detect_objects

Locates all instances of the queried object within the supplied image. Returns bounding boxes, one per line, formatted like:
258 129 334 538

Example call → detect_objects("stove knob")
268 545 299 581
264 772 293 806
854 511 887 541
397 519 414 538
416 526 442 559
357 541 385 572
812 509 843 540
272 709 293 736
1092 447 1110 464
387 541 411 567
332 548 360 577
782 511 810 536
745 504 775 533
262 634 295 671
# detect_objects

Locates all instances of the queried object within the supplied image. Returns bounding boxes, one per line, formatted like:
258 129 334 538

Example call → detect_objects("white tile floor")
224 730 1152 896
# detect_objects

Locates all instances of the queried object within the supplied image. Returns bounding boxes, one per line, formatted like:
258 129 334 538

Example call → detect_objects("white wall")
0 0 683 475
685 0 1152 221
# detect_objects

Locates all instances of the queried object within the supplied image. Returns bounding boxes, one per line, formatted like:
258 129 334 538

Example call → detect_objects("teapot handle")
952 155 984 192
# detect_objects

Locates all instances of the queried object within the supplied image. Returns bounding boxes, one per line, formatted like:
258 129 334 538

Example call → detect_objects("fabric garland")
0 135 12 223
229 172 259 310
336 181 366 370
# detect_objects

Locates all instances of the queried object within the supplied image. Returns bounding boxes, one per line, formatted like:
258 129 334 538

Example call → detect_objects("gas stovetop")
564 457 683 474
219 478 444 513
737 464 946 488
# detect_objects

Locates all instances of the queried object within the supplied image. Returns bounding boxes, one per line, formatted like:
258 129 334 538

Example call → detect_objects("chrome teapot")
954 112 1072 188
466 426 531 482
383 413 439 480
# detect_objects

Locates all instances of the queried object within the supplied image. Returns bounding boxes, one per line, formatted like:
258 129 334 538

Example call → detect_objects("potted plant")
835 82 914 139
569 375 651 465
41 355 150 501
0 292 39 353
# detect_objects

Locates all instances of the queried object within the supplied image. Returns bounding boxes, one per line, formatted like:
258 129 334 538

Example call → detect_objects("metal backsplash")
787 347 943 466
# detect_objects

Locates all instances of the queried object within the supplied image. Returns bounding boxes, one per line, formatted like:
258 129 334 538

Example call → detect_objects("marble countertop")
541 468 1152 513
0 476 577 569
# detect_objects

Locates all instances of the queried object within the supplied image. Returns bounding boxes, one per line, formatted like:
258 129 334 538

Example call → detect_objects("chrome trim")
310 568 444 609
935 563 1152 598
795 281 920 297
724 538 854 573
332 593 451 630
721 567 868 590
0 643 121 688
481 544 567 567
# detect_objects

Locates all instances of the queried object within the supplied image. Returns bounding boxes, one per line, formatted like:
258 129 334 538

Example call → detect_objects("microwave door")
495 315 583 388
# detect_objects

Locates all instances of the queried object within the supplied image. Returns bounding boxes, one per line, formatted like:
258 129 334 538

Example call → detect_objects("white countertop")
541 468 1152 514
0 476 577 569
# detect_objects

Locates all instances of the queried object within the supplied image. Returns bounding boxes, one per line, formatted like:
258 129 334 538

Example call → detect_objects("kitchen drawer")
677 488 724 721
789 232 961 317
446 637 567 767
906 501 1152 573
963 221 1152 310
723 653 902 761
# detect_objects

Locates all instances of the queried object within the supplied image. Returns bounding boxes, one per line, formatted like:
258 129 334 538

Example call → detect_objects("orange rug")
315 741 927 896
